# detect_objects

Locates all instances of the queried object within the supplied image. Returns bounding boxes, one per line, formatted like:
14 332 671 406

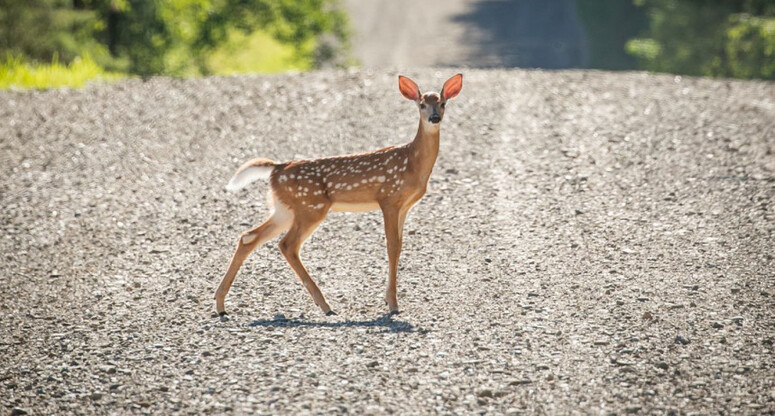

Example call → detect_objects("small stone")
711 321 724 329
11 408 29 416
90 392 103 400
98 365 116 374
509 379 532 385
476 388 494 398
655 361 669 370
675 335 690 345
642 312 654 320
730 316 744 325
625 406 642 414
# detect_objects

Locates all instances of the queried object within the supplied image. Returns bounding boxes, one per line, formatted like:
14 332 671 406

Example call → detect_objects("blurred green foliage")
0 53 121 89
627 0 775 79
0 0 348 79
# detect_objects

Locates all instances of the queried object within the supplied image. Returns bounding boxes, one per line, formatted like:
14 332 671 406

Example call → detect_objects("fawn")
215 74 463 316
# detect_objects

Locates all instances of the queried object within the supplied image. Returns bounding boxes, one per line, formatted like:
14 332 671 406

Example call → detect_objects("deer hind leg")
214 206 292 316
278 209 334 315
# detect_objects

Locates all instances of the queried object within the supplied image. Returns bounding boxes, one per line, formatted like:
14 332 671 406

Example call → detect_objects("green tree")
627 0 775 80
1 0 348 77
0 0 105 63
192 0 348 74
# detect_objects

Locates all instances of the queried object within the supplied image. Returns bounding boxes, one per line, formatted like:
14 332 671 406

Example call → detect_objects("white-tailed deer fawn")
215 74 463 316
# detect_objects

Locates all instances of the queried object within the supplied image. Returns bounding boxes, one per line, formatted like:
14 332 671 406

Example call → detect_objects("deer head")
399 74 463 129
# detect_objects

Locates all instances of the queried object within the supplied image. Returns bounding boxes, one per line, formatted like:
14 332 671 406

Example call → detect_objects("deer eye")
420 103 426 109
441 102 446 109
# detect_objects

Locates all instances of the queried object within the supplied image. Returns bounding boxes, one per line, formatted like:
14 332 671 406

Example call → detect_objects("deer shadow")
248 313 419 333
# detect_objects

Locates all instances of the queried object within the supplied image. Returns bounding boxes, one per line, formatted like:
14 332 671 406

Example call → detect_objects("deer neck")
409 119 440 182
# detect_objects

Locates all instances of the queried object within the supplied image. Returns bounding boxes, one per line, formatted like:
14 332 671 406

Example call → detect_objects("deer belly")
330 201 381 212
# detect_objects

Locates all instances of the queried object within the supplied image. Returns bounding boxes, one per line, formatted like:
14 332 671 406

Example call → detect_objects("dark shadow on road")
248 313 421 333
450 0 588 68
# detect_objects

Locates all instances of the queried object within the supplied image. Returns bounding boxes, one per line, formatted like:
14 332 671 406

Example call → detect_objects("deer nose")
429 114 441 123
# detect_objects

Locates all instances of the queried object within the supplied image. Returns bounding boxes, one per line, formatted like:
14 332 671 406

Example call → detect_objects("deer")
214 73 463 317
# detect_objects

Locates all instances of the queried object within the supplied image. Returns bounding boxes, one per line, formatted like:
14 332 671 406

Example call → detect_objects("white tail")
225 158 276 191
215 74 463 317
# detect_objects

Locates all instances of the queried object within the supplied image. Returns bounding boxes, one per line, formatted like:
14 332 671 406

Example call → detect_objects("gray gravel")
1 69 774 414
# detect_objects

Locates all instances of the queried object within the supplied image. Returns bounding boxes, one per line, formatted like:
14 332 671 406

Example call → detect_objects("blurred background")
1 0 773 89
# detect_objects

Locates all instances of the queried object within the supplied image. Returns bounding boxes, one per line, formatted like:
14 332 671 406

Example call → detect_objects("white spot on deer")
361 178 368 184
313 203 325 210
289 174 295 179
346 185 352 190
377 176 386 182
242 233 257 244
403 157 409 164
327 182 333 187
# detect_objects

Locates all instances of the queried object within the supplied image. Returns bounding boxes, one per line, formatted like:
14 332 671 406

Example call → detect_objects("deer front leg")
381 205 407 314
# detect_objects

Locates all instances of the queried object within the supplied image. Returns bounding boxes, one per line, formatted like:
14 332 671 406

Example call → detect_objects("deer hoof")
389 309 400 316
325 310 337 316
218 311 228 317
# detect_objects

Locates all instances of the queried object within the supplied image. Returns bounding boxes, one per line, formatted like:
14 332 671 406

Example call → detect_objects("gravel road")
344 0 587 69
1 69 774 414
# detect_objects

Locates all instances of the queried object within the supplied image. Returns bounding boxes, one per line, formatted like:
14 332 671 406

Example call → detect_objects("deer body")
215 74 462 316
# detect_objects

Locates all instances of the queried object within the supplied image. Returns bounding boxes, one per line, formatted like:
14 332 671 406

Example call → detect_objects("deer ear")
441 73 463 100
398 75 420 101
